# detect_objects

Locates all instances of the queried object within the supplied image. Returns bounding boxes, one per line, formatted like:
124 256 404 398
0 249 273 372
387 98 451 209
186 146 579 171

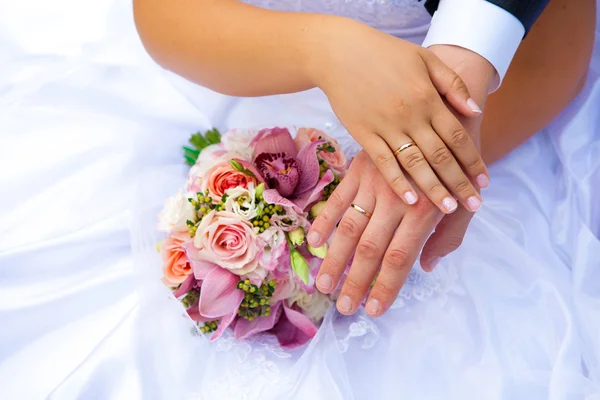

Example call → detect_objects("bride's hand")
307 151 443 317
310 18 489 214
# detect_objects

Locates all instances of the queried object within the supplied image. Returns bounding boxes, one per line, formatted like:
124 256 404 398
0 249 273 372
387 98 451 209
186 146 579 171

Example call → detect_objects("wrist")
428 44 495 103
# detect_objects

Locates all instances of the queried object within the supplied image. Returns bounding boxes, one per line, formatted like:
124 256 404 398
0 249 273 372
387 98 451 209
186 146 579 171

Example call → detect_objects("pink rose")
202 160 258 201
161 231 194 286
295 128 347 172
193 210 260 275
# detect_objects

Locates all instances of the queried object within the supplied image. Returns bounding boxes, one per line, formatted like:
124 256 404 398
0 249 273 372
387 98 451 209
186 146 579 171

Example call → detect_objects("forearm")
133 0 334 96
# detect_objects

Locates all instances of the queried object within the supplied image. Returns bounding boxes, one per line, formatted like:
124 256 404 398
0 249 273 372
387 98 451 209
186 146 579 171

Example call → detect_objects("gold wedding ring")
393 142 416 156
350 204 373 218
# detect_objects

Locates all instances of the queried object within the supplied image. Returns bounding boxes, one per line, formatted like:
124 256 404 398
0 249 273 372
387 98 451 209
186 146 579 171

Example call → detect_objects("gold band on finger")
393 142 416 156
349 204 373 218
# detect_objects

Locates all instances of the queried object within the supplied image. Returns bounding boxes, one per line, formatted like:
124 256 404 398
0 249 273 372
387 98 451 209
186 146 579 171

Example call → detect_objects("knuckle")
403 151 426 170
343 276 363 292
449 128 470 147
383 248 411 270
454 180 473 195
375 152 397 170
445 236 464 251
428 183 445 197
467 157 485 171
372 280 398 299
450 74 467 93
390 174 407 190
328 191 345 211
431 147 453 166
338 218 360 239
356 239 380 261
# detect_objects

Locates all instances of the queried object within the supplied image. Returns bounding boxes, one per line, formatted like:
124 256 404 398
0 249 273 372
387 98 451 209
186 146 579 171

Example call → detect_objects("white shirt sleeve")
421 0 525 92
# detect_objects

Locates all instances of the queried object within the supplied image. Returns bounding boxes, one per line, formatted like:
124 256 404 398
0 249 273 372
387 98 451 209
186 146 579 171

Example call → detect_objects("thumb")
420 207 473 271
421 51 482 117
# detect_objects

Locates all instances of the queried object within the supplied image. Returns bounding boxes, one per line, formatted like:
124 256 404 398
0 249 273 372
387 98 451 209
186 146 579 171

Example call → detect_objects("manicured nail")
316 273 332 291
404 191 417 205
467 196 482 212
467 98 482 114
442 197 458 213
429 257 441 271
307 231 320 246
366 298 380 316
337 295 352 313
476 174 490 189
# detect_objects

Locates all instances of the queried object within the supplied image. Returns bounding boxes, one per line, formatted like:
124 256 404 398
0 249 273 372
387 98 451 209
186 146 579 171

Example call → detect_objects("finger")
363 137 419 206
410 124 483 212
420 50 482 117
315 191 375 295
308 167 359 248
392 133 458 214
365 206 440 317
420 206 474 271
336 199 402 315
431 110 490 190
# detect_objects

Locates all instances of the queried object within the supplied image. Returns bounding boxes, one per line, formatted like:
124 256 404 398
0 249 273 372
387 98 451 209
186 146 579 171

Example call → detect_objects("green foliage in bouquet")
183 128 222 166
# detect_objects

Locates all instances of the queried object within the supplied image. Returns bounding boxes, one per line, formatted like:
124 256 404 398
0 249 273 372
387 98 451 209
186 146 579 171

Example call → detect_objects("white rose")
157 189 197 233
224 184 258 221
221 129 257 161
258 228 287 270
289 290 334 323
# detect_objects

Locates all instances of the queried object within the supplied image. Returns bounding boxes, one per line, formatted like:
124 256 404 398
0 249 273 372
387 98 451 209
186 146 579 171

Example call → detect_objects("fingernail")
366 298 380 316
404 191 417 205
467 98 482 114
476 174 490 189
429 257 441 271
443 197 458 213
307 231 320 246
337 295 352 313
316 273 332 291
467 196 482 212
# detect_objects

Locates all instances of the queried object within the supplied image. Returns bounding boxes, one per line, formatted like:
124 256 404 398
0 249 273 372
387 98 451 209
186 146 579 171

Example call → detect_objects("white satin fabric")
1 0 599 399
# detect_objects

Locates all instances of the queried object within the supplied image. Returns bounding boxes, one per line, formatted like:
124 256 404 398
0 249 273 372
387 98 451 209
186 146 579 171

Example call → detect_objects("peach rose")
295 128 347 172
193 210 260 275
201 160 258 201
161 231 193 286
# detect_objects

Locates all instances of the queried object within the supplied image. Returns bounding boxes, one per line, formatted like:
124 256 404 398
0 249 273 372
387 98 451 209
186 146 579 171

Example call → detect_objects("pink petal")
187 301 213 323
209 310 238 341
252 127 298 158
294 139 326 195
232 158 266 184
271 303 318 349
234 302 282 340
173 274 196 298
198 267 244 318
293 169 334 211
184 242 217 280
263 189 303 214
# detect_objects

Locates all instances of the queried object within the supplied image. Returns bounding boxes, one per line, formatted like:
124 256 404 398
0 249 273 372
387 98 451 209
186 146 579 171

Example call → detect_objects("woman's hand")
307 151 444 317
310 18 489 214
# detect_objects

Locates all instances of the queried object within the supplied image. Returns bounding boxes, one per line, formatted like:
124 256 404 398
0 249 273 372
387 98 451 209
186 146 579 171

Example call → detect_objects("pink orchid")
184 243 245 341
233 301 318 349
252 127 334 211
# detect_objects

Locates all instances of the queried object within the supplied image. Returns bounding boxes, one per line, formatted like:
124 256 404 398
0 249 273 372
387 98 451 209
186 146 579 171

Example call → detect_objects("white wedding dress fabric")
1 0 599 399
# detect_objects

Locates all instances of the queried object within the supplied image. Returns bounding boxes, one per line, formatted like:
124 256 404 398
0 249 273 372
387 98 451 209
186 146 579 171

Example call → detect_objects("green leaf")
184 155 197 166
189 132 209 150
205 128 221 144
230 159 244 172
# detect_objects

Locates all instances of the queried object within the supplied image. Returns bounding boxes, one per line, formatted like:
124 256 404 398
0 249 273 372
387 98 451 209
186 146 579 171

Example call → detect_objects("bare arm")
481 0 596 163
133 0 332 96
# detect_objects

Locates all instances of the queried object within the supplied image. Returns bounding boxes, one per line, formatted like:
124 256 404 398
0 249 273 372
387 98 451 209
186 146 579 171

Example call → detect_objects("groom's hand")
420 45 495 270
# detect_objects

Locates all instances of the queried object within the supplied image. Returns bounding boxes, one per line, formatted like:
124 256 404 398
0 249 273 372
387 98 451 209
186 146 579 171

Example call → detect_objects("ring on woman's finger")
393 142 417 156
349 203 373 218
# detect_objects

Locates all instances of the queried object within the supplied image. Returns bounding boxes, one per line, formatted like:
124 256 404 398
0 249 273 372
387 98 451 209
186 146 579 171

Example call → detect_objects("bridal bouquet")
157 127 348 348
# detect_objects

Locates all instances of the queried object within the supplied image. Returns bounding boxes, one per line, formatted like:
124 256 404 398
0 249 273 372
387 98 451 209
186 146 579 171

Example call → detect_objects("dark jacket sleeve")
424 0 549 35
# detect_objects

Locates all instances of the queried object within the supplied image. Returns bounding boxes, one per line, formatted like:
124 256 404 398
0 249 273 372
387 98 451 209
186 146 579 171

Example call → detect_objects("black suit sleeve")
424 0 549 35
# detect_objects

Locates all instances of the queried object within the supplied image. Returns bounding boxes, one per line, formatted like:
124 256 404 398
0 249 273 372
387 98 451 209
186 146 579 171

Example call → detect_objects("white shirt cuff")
422 0 525 92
